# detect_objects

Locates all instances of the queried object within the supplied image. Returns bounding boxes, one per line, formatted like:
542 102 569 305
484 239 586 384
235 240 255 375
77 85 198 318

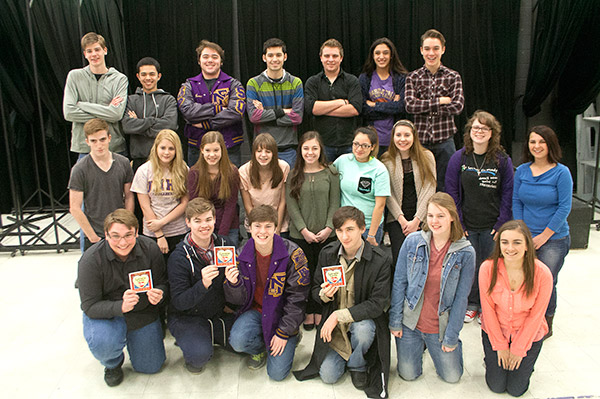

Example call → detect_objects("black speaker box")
567 197 593 249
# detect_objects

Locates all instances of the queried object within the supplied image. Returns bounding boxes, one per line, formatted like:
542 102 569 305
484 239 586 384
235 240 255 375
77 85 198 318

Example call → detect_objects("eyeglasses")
352 142 372 150
107 233 136 242
471 126 491 133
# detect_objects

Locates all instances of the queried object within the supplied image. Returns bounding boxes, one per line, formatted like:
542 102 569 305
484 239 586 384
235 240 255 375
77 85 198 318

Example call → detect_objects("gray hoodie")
63 66 128 154
121 87 178 159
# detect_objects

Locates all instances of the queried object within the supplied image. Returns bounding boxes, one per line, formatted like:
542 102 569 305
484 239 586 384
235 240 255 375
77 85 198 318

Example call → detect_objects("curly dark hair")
463 110 506 166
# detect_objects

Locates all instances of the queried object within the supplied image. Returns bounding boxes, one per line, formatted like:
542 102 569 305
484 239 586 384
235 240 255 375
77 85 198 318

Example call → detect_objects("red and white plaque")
322 265 346 287
129 269 153 292
214 246 236 267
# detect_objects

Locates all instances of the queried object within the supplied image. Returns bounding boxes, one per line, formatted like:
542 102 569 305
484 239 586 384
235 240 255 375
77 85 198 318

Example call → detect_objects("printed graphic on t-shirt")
461 165 499 189
369 87 394 102
147 179 175 196
357 176 372 194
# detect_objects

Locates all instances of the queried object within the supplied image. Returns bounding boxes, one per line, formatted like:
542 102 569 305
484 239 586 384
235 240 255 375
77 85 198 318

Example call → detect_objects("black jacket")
294 239 392 398
167 233 239 319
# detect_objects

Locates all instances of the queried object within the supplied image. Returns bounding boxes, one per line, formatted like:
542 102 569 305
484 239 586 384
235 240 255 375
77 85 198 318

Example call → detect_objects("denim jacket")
389 230 475 348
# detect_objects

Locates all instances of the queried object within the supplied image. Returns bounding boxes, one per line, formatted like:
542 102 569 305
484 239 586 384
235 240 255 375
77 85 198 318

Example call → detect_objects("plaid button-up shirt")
405 65 464 144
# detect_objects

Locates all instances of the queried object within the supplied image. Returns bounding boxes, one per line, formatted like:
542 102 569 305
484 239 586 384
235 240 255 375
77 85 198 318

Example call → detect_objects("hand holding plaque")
322 265 346 287
214 246 236 267
129 270 153 292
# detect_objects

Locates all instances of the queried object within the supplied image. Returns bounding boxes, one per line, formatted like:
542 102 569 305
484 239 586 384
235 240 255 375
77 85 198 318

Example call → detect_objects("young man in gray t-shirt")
68 118 134 249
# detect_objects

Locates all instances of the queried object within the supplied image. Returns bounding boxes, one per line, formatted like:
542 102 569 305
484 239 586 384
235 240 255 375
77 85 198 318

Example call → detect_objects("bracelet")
368 234 375 238
156 234 165 239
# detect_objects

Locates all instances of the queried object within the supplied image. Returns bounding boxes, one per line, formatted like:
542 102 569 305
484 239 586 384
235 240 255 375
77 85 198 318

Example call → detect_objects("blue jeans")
82 314 165 373
319 319 376 384
188 144 242 168
168 316 214 368
227 228 240 247
482 331 543 397
362 223 384 245
465 228 496 310
536 235 570 316
168 313 235 368
324 145 352 163
396 326 463 383
278 147 297 169
423 137 456 192
229 309 299 381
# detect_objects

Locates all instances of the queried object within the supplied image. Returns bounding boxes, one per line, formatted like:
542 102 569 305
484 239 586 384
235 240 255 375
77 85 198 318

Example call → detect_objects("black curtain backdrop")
1 0 520 213
235 0 519 149
523 0 600 117
555 10 600 115
522 0 600 177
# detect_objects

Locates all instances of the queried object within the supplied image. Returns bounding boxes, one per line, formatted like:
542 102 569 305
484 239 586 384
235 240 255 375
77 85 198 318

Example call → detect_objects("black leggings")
482 330 543 397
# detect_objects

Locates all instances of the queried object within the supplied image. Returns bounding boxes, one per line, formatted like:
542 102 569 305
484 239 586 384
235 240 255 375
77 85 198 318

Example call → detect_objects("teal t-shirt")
334 154 391 228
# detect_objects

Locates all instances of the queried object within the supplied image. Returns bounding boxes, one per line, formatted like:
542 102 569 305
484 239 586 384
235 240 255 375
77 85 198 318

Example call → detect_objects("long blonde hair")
191 131 234 200
148 129 188 198
381 120 436 187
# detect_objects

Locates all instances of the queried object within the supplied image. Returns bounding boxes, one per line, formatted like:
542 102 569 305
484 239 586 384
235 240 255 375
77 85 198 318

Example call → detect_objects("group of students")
65 28 573 399
74 118 572 399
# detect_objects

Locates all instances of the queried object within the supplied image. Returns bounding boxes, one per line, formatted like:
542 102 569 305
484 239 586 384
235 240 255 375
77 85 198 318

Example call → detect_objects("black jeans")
423 136 456 192
482 330 543 397
386 220 407 272
290 236 334 314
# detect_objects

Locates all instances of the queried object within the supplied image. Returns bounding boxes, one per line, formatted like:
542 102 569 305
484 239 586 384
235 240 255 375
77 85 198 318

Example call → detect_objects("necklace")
473 153 485 176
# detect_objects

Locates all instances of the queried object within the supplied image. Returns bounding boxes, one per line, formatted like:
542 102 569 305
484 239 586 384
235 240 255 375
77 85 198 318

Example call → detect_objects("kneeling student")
294 206 392 398
78 209 167 387
227 205 310 381
167 198 241 373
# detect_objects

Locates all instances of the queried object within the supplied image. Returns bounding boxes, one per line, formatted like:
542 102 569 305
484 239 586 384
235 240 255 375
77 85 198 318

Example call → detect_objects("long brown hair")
463 110 505 165
289 131 330 200
250 133 283 189
148 129 188 198
190 131 233 200
487 220 537 297
381 119 436 187
361 37 408 76
422 192 464 242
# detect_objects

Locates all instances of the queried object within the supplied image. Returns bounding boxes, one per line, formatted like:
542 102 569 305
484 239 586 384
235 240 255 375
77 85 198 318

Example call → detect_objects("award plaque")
214 246 236 267
322 265 346 287
129 270 153 292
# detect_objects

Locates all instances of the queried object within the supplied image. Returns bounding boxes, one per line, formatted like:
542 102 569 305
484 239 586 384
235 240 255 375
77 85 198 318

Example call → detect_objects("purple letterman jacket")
225 235 310 346
177 71 246 149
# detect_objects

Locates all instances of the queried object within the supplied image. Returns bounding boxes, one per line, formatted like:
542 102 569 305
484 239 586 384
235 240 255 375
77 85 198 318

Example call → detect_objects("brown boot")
544 315 554 340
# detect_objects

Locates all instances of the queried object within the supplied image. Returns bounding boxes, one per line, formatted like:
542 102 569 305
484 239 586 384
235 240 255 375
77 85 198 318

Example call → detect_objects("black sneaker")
246 351 267 370
350 370 368 390
104 358 124 387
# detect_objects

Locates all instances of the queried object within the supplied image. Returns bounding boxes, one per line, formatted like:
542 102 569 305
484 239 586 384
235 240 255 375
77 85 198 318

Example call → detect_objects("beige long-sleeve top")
382 151 436 223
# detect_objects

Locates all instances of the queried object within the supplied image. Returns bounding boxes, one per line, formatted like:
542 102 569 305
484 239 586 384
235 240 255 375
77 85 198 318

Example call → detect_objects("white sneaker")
383 232 391 246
